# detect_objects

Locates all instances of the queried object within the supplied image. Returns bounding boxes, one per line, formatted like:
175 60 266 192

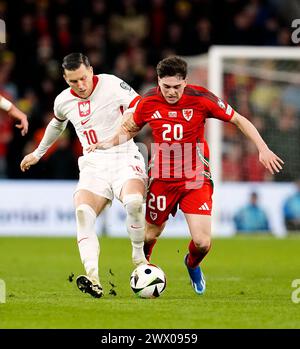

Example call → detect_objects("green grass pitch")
0 235 300 329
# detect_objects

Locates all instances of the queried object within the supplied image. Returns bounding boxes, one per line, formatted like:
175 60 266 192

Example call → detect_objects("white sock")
76 204 100 284
123 194 147 265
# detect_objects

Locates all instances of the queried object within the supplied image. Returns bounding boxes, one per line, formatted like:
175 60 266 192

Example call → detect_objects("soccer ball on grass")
130 264 166 298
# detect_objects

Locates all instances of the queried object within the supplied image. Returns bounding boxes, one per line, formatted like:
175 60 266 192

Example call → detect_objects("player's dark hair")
62 53 90 71
156 56 187 79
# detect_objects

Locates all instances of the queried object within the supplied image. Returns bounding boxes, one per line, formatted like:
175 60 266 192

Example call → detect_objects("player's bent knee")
123 194 144 218
76 204 97 238
145 234 158 243
193 237 211 252
76 204 97 221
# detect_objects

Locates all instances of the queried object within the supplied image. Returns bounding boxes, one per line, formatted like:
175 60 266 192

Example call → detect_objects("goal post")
186 46 300 235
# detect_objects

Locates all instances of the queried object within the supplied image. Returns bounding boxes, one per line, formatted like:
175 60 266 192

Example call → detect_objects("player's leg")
180 182 213 295
183 214 211 295
74 189 109 297
144 221 166 261
144 179 180 262
120 178 148 266
184 214 212 269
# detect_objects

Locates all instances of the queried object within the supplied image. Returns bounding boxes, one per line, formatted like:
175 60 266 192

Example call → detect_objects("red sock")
144 239 157 261
187 240 211 269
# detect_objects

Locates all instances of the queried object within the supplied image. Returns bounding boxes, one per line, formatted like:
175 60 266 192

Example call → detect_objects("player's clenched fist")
20 153 39 172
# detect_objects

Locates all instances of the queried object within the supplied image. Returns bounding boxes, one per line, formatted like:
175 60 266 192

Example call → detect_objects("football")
130 264 166 298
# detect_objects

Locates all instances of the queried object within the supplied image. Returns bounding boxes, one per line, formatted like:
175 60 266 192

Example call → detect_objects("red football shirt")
133 85 235 182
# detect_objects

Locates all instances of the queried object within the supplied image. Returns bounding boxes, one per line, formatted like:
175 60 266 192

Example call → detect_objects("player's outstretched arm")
87 111 141 152
0 96 29 136
230 111 284 174
20 117 68 172
20 153 39 172
8 104 29 136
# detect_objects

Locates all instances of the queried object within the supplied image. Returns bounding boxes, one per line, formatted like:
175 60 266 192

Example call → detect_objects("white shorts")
75 150 147 202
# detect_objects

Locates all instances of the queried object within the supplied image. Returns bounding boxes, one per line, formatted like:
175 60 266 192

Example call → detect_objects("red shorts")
145 179 213 226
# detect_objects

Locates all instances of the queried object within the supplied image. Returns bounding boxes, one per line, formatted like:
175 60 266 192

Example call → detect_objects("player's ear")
63 74 68 84
89 66 93 75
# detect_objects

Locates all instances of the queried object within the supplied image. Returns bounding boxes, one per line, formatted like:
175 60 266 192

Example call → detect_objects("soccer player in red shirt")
87 56 284 295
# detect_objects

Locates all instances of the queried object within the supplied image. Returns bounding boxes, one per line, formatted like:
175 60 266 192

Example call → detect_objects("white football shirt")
54 74 140 155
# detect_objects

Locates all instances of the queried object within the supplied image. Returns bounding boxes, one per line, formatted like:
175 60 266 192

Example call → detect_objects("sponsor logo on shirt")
151 111 162 119
182 109 193 121
78 101 91 117
198 202 210 211
81 119 90 125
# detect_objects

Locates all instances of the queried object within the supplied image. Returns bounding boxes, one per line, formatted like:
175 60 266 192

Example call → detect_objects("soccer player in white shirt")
20 53 148 298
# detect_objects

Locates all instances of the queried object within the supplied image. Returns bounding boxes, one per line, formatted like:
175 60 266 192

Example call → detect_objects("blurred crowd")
232 180 300 234
0 0 298 180
222 59 300 182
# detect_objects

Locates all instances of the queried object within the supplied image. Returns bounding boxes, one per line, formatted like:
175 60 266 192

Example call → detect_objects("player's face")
158 76 187 104
63 64 94 98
